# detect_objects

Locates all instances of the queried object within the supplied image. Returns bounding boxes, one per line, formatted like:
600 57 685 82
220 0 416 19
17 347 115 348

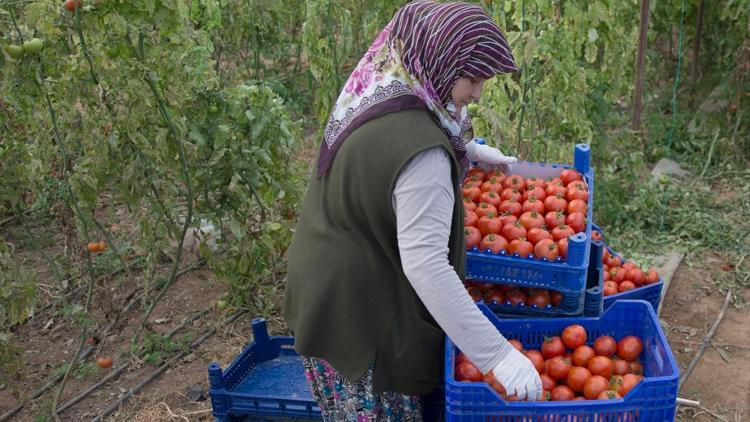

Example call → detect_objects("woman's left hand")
465 138 517 173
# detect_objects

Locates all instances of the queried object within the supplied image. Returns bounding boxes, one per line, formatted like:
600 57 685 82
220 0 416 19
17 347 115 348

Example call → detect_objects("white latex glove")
465 139 517 173
491 347 543 401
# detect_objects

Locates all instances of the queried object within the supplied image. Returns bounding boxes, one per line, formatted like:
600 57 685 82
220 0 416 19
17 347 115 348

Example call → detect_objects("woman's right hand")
491 347 543 401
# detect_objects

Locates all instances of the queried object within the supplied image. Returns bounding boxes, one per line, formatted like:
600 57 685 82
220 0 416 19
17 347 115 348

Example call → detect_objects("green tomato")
467 103 479 114
5 44 25 60
658 174 670 185
208 105 219 114
22 38 44 54
216 299 228 310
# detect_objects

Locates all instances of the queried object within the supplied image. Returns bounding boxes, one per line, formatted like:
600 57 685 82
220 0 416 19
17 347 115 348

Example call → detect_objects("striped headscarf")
316 0 517 178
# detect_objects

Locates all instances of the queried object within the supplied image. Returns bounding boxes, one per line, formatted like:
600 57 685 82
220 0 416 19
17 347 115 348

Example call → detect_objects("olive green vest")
284 108 466 395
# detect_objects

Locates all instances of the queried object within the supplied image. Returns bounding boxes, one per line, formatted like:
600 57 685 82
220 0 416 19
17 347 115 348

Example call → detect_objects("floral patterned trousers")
302 356 423 422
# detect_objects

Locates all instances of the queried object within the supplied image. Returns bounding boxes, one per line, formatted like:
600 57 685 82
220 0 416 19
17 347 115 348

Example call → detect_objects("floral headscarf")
316 0 517 178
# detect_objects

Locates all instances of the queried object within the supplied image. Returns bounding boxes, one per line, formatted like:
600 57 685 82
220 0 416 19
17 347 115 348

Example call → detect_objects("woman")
284 1 542 420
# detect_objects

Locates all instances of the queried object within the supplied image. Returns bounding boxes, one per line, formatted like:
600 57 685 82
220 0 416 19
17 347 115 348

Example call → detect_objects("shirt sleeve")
392 147 513 374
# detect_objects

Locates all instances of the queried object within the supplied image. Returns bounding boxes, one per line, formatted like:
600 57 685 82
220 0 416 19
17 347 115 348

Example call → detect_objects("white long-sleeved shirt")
392 147 512 374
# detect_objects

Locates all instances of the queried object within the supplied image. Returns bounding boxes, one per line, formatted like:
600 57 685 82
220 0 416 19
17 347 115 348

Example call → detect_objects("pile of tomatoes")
465 280 562 309
592 231 661 296
455 324 646 402
463 167 589 262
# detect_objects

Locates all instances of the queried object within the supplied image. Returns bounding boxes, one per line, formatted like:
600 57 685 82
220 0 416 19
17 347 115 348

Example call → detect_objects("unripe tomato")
5 44 25 60
22 38 44 54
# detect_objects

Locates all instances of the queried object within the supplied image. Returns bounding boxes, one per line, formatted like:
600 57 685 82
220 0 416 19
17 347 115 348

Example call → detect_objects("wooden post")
690 0 705 84
631 0 651 131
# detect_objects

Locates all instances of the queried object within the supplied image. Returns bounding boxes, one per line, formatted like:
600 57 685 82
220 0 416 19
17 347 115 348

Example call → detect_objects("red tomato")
479 190 503 207
498 213 518 226
534 239 559 261
571 345 595 367
499 199 523 217
505 288 527 306
566 212 586 233
618 281 636 292
509 339 524 351
560 169 582 185
508 238 534 257
583 375 609 400
523 186 547 202
545 183 567 197
587 356 614 379
463 186 482 202
566 186 589 203
593 336 617 357
557 238 568 260
626 267 644 286
619 374 642 396
629 361 644 375
526 289 551 308
544 211 566 228
519 211 545 230
468 168 487 181
552 224 575 242
612 359 630 376
546 177 563 187
524 350 546 373
550 385 575 401
65 0 82 12
481 176 505 193
455 362 483 382
606 255 623 268
603 270 612 281
465 227 482 249
550 290 563 307
598 390 621 400
479 234 508 254
566 366 592 393
603 280 619 296
485 289 505 304
541 336 566 359
562 324 587 349
525 177 546 190
644 268 660 284
567 199 588 215
527 227 553 244
540 373 557 391
475 202 498 218
465 211 478 227
522 197 546 214
566 180 588 191
592 230 603 241
478 214 502 236
464 198 477 213
500 188 523 202
546 356 571 381
544 194 568 213
501 221 527 241
466 287 483 301
617 336 643 361
503 174 526 191
611 267 626 283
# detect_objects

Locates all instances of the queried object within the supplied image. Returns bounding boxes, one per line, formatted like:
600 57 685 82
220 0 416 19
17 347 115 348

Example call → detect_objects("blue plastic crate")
444 300 679 421
466 144 594 316
208 319 319 421
591 224 664 312
476 239 604 318
208 319 445 421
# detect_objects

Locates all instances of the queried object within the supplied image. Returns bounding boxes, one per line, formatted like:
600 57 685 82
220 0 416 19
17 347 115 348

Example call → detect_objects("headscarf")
316 0 517 178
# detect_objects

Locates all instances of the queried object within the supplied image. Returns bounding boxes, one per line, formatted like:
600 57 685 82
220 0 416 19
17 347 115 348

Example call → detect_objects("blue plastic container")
208 319 319 421
444 300 679 421
208 319 445 421
466 144 594 316
591 224 664 312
